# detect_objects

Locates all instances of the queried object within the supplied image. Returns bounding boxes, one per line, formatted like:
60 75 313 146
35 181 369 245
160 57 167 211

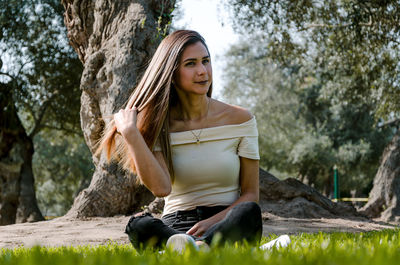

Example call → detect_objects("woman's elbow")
243 191 259 203
251 193 259 203
153 185 171 198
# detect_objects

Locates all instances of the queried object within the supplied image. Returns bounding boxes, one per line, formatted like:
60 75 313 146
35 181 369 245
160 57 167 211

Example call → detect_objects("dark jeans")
125 201 262 249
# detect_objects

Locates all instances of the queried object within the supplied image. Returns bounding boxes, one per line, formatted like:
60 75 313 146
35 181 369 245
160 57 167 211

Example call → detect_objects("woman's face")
174 41 212 96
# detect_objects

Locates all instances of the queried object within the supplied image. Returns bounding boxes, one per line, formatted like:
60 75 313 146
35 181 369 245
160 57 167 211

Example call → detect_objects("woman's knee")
125 213 169 249
223 201 262 228
125 213 163 235
206 202 262 245
126 214 147 235
233 201 261 216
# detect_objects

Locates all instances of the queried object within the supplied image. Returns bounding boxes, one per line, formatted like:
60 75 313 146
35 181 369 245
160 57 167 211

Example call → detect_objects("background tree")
225 0 400 221
222 38 392 197
61 0 176 218
33 130 93 217
0 0 83 224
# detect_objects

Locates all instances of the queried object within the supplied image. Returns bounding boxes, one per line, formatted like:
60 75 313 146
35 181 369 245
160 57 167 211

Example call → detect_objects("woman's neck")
174 94 210 121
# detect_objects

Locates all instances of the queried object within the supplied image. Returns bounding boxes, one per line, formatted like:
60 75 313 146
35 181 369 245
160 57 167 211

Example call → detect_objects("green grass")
1 229 400 265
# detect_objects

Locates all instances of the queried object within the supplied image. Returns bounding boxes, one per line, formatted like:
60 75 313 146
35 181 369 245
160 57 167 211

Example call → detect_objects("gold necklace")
190 98 210 145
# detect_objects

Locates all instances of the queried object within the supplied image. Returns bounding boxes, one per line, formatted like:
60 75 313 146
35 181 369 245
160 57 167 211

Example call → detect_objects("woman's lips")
195 80 208 85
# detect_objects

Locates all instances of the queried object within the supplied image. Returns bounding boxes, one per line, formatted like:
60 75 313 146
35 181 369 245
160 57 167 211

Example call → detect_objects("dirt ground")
0 214 397 248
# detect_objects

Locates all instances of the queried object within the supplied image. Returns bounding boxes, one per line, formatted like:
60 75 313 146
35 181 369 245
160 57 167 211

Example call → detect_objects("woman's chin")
179 86 210 96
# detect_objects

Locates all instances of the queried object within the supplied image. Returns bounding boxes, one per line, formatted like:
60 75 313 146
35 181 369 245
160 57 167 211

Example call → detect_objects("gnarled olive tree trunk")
0 82 23 225
61 0 175 217
361 129 400 222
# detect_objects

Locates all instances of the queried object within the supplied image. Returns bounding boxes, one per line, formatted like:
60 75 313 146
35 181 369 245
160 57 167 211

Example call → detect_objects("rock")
259 169 363 219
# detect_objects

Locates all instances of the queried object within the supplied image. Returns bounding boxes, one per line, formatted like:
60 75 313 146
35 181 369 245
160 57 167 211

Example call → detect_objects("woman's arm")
114 108 171 197
186 156 259 236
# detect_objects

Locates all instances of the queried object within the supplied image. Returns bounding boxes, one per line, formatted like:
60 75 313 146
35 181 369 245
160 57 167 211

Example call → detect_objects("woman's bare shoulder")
211 99 253 125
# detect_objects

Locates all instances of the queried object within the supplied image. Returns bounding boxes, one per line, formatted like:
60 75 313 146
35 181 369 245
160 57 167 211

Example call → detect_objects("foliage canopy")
0 0 82 136
222 0 399 195
0 0 92 215
226 0 400 119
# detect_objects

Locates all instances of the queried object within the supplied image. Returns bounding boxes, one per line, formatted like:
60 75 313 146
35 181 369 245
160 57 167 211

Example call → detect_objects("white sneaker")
166 234 199 253
260 235 291 250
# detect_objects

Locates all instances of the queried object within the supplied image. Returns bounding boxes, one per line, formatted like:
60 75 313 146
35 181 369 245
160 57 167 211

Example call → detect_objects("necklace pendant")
196 139 200 144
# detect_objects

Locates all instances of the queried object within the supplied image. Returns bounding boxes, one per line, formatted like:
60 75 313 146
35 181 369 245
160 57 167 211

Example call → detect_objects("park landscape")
0 0 399 264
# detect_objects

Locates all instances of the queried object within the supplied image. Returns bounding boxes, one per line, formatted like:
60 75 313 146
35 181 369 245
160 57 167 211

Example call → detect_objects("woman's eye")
202 59 210 64
185 61 195 66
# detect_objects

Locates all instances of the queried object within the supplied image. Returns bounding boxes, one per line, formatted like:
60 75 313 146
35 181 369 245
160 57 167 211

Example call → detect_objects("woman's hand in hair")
114 108 139 137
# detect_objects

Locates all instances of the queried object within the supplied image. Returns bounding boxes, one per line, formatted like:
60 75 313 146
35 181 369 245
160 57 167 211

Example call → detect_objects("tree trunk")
361 129 400 222
62 0 175 217
0 161 20 225
16 136 44 223
0 81 21 224
0 83 44 225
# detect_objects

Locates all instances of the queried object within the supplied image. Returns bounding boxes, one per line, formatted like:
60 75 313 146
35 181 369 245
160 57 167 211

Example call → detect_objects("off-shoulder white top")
155 116 260 216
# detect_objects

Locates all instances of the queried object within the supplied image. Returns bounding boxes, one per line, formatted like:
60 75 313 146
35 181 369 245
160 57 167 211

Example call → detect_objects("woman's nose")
196 64 207 75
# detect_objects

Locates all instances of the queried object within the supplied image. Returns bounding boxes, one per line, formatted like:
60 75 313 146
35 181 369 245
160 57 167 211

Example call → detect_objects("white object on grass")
259 235 291 250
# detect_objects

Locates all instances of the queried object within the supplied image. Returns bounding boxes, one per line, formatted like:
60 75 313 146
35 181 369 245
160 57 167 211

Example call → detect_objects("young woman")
97 30 285 251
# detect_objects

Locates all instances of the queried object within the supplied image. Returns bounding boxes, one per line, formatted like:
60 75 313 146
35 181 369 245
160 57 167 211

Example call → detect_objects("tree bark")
62 0 175 217
15 136 44 223
0 161 20 225
361 129 400 222
0 82 44 225
0 81 20 225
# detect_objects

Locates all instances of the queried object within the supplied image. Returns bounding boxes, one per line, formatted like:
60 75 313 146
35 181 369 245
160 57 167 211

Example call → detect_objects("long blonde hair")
95 30 212 182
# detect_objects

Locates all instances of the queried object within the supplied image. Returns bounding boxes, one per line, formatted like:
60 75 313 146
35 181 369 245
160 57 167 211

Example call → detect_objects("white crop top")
155 116 260 216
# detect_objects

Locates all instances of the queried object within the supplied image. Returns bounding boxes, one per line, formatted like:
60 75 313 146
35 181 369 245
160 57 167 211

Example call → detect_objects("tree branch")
16 59 33 78
378 118 400 128
301 16 372 31
29 90 59 138
16 96 36 131
0 71 16 81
